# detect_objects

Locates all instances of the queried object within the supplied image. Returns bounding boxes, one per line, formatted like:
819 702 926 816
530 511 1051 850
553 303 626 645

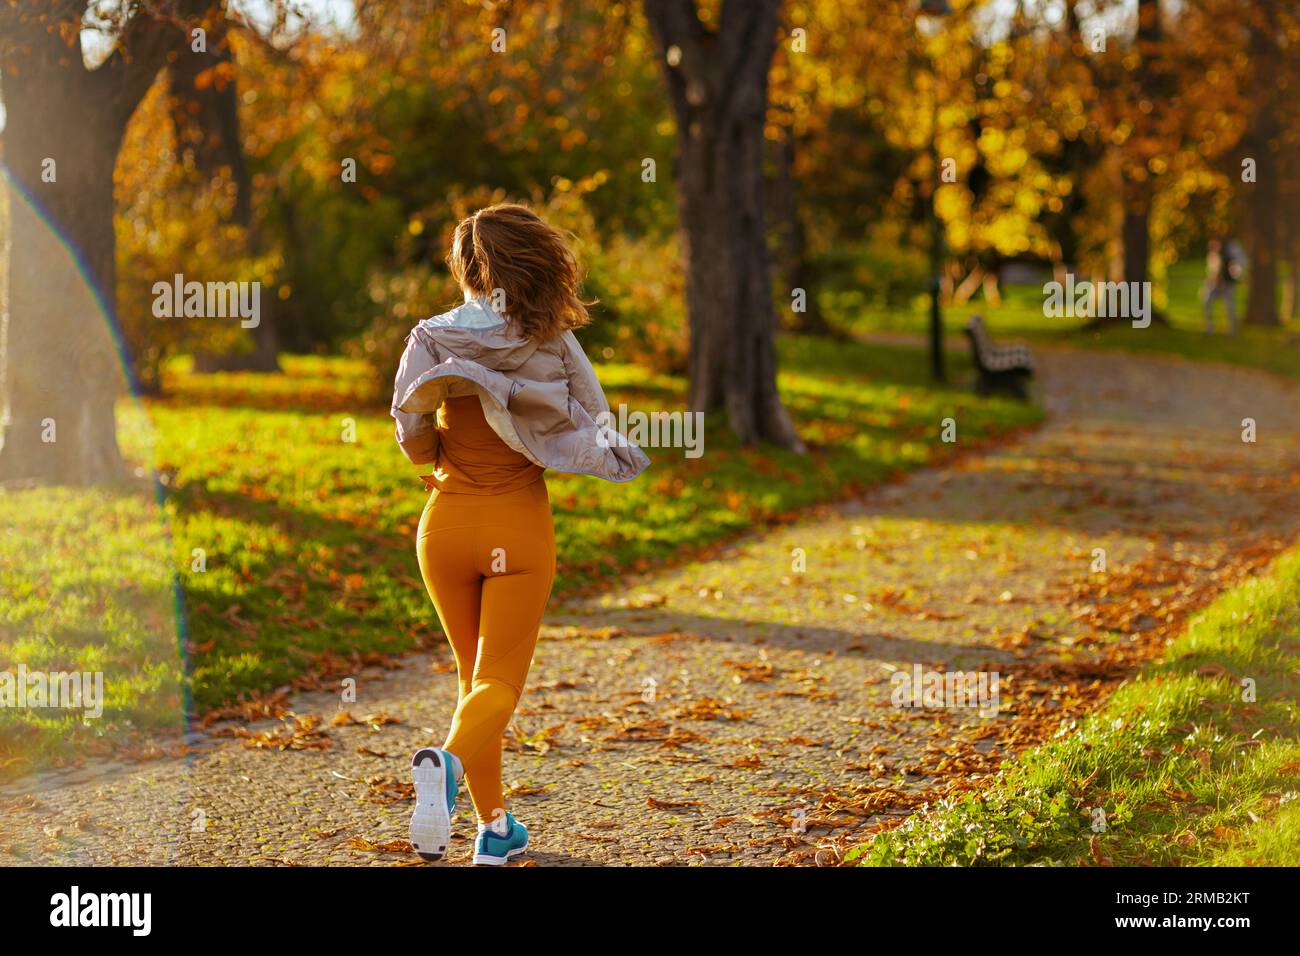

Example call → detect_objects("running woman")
391 204 649 865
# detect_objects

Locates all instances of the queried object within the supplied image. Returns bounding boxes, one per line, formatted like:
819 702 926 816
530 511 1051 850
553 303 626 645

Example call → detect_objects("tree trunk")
0 27 126 482
772 125 830 336
172 16 281 372
1285 244 1299 323
1245 166 1281 327
1121 205 1150 288
1119 0 1160 293
0 3 199 484
1243 4 1281 327
644 0 804 452
1287 163 1300 323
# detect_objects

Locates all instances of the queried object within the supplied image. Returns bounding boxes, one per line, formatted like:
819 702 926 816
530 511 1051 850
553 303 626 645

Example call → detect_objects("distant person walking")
1202 236 1244 335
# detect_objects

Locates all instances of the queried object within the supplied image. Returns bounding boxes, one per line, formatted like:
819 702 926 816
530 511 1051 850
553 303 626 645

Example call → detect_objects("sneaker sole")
409 748 451 862
472 834 529 866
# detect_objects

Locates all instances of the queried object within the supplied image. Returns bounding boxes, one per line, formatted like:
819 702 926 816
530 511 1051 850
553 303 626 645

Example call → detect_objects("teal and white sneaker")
472 812 529 866
409 748 462 862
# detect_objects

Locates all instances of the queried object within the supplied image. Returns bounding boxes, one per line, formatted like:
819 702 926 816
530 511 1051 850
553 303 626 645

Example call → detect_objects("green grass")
831 260 1300 380
848 546 1300 867
0 339 1040 776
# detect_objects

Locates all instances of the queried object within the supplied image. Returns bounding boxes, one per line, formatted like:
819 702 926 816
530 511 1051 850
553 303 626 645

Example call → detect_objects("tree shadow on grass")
164 483 435 710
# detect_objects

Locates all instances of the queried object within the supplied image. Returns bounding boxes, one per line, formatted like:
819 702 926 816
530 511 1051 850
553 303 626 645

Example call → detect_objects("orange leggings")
416 478 555 824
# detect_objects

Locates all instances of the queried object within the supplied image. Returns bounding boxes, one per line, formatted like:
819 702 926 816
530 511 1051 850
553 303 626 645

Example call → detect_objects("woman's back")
428 395 543 495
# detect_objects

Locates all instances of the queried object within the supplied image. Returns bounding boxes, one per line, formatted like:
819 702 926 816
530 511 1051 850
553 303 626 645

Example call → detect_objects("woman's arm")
391 328 441 465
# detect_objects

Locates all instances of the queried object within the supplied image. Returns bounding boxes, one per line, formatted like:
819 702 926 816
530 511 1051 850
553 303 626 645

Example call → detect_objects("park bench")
963 315 1034 399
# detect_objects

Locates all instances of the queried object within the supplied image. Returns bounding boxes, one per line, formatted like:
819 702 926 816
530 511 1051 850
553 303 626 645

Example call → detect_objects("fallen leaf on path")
506 783 550 797
668 697 750 721
363 775 414 804
343 837 413 854
646 797 702 810
235 715 330 751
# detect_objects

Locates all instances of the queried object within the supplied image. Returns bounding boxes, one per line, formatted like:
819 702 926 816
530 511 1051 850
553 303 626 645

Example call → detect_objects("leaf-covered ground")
852 544 1300 866
3 347 1297 866
0 338 1036 774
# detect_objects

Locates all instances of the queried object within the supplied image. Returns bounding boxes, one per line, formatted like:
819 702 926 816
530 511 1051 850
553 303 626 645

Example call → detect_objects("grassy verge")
848 545 1300 867
0 337 1040 776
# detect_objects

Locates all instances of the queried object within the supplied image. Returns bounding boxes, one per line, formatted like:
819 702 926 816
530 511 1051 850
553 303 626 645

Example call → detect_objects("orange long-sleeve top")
422 394 544 495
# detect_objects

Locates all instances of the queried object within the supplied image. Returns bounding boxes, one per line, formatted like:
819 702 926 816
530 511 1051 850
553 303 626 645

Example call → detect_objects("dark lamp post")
915 0 952 382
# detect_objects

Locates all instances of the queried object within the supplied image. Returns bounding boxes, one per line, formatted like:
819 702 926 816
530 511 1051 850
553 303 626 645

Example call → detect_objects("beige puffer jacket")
391 297 650 482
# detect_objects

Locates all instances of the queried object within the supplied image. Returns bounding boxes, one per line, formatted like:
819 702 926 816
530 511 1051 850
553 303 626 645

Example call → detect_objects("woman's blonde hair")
446 203 592 342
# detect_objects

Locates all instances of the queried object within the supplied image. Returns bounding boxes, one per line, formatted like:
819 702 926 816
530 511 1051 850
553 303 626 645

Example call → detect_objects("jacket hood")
416 298 540 372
